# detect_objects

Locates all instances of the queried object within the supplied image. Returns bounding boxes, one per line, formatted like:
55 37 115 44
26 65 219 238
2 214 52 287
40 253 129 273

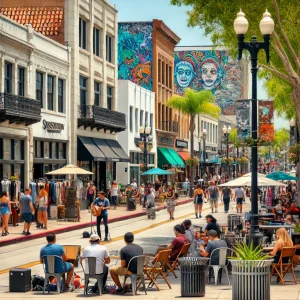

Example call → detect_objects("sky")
110 0 289 130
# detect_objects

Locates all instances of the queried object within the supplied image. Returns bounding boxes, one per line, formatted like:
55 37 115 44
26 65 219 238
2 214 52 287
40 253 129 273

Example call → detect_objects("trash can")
230 260 272 300
127 197 136 211
179 257 209 297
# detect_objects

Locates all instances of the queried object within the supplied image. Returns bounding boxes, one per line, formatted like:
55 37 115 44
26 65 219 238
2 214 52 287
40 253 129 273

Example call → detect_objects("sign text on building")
43 119 64 132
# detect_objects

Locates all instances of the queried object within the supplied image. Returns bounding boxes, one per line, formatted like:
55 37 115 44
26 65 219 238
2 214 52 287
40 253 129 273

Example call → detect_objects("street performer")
91 190 110 241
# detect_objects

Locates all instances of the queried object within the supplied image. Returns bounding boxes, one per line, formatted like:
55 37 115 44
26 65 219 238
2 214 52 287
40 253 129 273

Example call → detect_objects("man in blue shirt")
92 190 110 241
40 233 74 290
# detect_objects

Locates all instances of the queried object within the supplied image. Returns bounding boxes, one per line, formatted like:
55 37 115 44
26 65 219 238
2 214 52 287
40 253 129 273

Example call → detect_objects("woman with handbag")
37 186 48 229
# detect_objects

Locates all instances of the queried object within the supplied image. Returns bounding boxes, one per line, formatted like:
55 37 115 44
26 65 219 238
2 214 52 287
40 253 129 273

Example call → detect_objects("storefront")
175 139 190 181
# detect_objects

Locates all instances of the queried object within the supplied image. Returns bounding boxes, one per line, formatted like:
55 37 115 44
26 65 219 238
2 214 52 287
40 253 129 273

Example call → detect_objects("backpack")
82 231 90 238
32 275 45 291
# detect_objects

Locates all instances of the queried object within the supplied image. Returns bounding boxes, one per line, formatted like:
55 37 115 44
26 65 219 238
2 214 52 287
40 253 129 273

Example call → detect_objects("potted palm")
230 242 272 300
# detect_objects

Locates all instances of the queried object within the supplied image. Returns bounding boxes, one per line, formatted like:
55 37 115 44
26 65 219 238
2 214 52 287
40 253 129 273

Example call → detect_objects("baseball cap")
207 230 218 237
90 234 100 241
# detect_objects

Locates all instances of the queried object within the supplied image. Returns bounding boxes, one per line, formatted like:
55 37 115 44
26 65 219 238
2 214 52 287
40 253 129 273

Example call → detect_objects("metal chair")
81 257 104 296
123 255 147 295
42 255 65 293
206 247 233 285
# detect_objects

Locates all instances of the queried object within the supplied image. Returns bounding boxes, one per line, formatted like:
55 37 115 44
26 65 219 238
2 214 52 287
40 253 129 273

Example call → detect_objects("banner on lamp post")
236 100 251 139
258 100 274 142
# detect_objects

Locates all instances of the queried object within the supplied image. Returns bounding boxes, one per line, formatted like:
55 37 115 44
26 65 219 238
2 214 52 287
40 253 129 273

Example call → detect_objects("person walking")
207 182 219 213
109 180 119 210
20 188 34 235
183 178 189 196
37 185 48 229
234 186 245 213
139 184 145 207
166 185 175 220
194 184 204 218
85 182 96 208
221 186 232 213
0 191 11 236
92 191 110 241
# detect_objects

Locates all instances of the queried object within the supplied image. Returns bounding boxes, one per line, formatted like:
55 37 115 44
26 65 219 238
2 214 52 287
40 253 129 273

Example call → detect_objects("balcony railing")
0 92 41 125
159 120 179 133
78 105 126 133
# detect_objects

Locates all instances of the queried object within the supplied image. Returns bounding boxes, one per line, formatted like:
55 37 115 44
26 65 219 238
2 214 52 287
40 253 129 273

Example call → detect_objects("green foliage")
229 128 241 148
274 129 289 153
231 242 271 261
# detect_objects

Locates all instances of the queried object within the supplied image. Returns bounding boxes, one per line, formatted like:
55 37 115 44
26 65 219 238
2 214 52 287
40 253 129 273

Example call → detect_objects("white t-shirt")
81 244 109 274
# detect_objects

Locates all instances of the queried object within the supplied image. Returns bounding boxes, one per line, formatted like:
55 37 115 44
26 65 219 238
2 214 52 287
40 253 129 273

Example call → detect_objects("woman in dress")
166 185 175 220
0 191 11 236
109 180 119 210
37 185 48 229
194 184 204 219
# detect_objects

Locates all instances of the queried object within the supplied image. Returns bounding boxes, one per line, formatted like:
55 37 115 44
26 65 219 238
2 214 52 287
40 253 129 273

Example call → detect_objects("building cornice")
154 19 181 46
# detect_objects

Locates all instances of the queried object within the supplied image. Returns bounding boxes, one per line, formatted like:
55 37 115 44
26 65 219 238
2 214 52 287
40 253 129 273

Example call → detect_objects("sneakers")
104 237 108 241
114 287 124 294
195 213 199 219
22 231 27 235
26 232 31 235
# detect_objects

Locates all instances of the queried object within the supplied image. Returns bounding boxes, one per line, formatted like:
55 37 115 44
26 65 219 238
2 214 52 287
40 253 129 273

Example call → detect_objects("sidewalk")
0 197 193 247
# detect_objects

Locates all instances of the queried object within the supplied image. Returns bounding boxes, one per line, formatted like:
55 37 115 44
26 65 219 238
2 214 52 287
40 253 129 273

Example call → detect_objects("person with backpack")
194 184 204 218
221 186 232 213
207 182 219 213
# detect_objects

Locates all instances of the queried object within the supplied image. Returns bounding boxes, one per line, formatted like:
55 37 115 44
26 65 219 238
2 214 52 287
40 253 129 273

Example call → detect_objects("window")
107 86 113 110
129 106 133 132
135 108 138 133
140 110 144 127
58 79 64 113
47 75 54 111
162 61 165 85
145 111 148 126
36 72 43 107
158 59 161 83
93 27 100 57
5 62 12 94
106 35 113 63
169 65 172 88
79 18 87 50
94 81 101 106
166 63 169 88
18 67 25 97
80 76 87 106
150 113 153 134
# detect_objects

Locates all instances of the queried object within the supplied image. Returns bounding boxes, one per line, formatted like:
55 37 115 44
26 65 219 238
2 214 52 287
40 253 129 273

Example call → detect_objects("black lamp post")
234 9 274 246
223 125 231 177
139 125 152 175
290 118 296 146
202 128 207 179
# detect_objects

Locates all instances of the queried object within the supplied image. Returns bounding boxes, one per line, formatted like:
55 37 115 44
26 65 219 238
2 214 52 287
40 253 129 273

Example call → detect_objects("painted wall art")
236 100 251 139
258 100 274 142
174 50 244 115
118 22 153 91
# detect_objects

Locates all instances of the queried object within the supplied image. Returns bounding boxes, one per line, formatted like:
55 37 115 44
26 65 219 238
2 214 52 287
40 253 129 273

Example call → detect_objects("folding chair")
144 249 172 291
123 255 147 295
270 247 297 285
81 257 104 296
166 243 191 278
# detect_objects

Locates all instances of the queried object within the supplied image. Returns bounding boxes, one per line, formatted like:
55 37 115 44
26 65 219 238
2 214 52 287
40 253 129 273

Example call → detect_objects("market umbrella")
142 168 173 176
45 164 94 175
266 171 297 181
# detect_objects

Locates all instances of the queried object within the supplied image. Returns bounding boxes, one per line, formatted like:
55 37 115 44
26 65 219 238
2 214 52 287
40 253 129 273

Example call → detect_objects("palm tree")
167 88 221 198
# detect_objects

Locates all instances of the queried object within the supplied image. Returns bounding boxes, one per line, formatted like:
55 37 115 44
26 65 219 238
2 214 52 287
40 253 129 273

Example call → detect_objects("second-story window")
107 86 113 110
80 76 87 106
36 72 43 108
47 75 54 111
18 67 25 97
106 35 113 63
93 27 100 57
94 81 101 106
79 18 87 50
58 79 64 113
5 62 12 94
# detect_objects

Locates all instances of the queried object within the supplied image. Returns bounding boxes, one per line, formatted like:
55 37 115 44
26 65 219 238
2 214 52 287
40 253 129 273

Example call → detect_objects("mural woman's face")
176 62 195 88
200 62 218 87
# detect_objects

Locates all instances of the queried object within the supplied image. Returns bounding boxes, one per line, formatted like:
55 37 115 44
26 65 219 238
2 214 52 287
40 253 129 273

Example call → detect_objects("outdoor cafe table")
259 224 294 237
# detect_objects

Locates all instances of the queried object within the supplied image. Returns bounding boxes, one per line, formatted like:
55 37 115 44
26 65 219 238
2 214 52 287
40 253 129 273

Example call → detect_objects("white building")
0 14 70 188
117 80 156 185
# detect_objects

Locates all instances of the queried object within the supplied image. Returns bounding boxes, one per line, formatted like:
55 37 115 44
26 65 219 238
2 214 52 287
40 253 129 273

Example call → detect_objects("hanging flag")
258 100 274 142
236 100 251 139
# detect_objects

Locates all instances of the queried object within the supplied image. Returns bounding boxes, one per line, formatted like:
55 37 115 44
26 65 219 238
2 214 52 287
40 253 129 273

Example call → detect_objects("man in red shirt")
168 224 189 261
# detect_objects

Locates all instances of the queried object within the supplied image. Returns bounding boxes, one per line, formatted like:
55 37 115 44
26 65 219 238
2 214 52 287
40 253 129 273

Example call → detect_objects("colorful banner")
236 100 251 139
258 100 274 142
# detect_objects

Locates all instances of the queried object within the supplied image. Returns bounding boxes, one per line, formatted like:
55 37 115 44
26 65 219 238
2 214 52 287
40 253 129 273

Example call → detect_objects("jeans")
87 194 94 206
111 196 117 206
223 197 230 212
96 214 108 239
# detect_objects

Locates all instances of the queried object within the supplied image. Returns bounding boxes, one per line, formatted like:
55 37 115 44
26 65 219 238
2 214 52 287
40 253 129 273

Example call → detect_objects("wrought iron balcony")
78 105 126 133
0 93 41 125
158 120 179 133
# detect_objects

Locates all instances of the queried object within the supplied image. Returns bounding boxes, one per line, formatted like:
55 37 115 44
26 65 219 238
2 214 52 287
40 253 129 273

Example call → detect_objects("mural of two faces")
174 50 244 115
118 22 153 91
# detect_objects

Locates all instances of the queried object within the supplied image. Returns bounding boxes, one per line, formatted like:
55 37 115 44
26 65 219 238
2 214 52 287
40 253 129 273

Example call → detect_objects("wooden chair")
166 243 191 278
143 249 172 291
270 247 297 285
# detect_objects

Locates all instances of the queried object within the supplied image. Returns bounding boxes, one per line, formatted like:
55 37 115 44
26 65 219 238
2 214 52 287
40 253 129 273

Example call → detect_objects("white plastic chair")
206 247 233 285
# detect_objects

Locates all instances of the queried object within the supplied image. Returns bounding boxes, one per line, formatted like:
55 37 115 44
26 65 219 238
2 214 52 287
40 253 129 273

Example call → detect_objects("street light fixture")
139 125 152 173
234 9 274 246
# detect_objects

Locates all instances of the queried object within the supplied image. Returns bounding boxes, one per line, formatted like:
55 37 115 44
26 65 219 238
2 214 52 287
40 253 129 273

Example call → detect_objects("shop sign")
176 139 188 149
156 132 174 147
43 119 65 132
111 158 120 162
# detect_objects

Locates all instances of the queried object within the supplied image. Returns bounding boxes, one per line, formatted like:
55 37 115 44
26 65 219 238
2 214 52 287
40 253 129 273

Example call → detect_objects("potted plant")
229 242 272 300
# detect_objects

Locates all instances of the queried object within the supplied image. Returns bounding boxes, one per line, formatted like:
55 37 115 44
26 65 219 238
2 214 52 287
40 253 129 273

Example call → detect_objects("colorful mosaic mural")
118 22 153 91
174 50 244 115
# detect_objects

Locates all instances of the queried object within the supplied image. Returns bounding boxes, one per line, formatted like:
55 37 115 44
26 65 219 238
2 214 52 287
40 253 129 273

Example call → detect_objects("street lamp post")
202 128 207 179
223 125 231 177
234 9 274 246
290 118 296 146
139 125 152 175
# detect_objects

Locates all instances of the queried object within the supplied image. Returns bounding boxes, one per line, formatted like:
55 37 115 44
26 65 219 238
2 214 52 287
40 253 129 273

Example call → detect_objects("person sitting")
80 234 110 293
290 202 300 214
199 230 227 264
40 233 74 291
168 224 189 262
203 215 221 236
274 201 283 220
182 219 195 254
284 214 295 225
110 232 143 294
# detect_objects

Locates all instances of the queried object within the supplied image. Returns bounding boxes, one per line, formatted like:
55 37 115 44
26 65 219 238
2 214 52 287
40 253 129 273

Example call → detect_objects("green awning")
158 147 185 168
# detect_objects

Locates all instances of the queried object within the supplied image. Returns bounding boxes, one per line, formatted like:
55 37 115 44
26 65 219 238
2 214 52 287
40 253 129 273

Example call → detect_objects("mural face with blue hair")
175 61 196 88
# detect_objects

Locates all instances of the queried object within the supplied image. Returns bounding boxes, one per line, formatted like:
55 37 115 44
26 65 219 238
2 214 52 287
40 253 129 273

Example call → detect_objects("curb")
0 198 193 247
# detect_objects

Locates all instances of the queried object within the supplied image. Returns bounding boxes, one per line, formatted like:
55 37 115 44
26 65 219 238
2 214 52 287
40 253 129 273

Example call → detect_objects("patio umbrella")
45 164 94 175
142 168 173 176
266 171 297 181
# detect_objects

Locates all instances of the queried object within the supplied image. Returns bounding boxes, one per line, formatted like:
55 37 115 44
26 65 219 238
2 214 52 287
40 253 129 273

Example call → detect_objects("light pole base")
248 231 263 248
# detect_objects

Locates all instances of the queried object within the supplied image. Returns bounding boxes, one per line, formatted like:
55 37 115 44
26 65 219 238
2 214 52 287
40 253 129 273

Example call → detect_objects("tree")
167 88 220 197
274 128 290 154
170 0 300 123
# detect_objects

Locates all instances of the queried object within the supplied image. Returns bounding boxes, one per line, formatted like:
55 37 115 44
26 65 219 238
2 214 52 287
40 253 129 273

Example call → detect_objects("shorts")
110 265 129 276
236 198 243 205
0 207 10 215
39 207 47 212
64 262 73 273
22 213 33 224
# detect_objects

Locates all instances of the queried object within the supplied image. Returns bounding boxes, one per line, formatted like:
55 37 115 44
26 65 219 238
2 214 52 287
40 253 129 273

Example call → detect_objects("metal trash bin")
179 257 209 297
230 260 272 300
127 197 136 211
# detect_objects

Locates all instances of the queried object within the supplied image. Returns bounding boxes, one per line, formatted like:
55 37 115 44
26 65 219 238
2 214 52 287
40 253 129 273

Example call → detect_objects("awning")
158 147 185 168
77 136 130 162
178 151 191 161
